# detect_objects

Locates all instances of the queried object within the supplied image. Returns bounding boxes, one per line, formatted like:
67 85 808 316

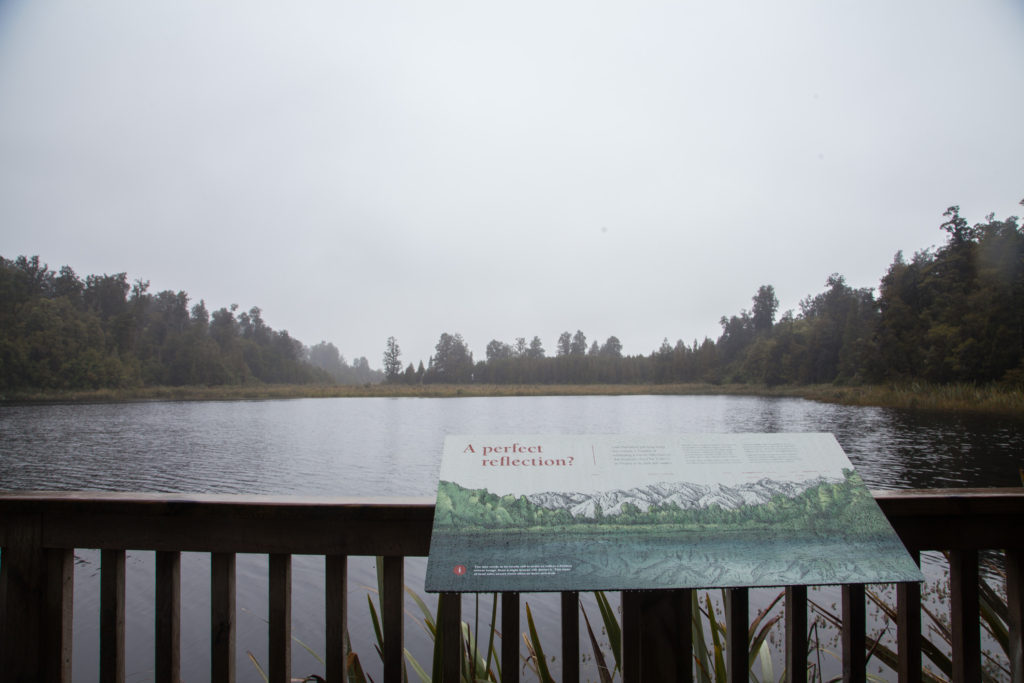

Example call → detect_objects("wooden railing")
1 489 1023 683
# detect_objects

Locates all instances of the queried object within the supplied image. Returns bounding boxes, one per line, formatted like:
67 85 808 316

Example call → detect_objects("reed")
793 382 1024 415
5 381 1022 415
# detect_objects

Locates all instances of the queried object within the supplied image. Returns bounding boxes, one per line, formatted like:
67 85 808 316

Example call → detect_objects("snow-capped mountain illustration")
525 476 841 518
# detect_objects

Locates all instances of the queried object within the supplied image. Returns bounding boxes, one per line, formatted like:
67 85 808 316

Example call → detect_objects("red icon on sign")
453 564 467 576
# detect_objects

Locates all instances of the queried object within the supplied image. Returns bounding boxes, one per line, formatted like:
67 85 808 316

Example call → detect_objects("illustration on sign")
424 433 923 593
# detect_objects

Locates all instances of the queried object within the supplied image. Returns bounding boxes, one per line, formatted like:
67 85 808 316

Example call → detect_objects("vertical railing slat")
101 548 126 683
950 549 981 683
380 557 403 683
561 591 579 683
501 592 519 683
211 552 236 683
440 592 462 682
269 553 292 683
155 550 181 683
897 550 922 683
382 555 404 683
841 584 866 683
621 591 641 683
1 513 44 679
44 547 74 683
1006 549 1024 683
326 554 348 683
679 589 693 683
786 585 808 683
725 588 748 683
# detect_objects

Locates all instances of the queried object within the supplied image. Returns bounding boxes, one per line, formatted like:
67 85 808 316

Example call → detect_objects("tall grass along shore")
3 382 1022 415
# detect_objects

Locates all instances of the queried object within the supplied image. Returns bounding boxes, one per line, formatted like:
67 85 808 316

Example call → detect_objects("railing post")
639 589 691 683
326 554 348 683
561 591 579 683
382 555 405 683
0 513 46 680
897 550 922 683
101 548 127 683
678 589 693 683
211 552 236 683
950 549 981 683
725 588 748 683
439 592 462 682
269 553 292 683
841 584 865 683
786 585 808 683
501 592 520 683
156 550 181 683
44 547 75 683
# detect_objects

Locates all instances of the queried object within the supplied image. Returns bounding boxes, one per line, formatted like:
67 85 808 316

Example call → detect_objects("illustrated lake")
426 527 922 592
1 394 1022 681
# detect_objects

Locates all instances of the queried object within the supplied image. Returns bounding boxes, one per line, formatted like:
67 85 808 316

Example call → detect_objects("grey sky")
1 1 1022 368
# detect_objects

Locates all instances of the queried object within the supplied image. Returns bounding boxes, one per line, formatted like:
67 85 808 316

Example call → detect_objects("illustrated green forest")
433 469 886 534
391 202 1024 387
3 200 1022 392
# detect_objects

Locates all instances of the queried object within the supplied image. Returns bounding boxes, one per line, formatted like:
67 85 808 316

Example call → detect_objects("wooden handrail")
2 488 1023 682
0 492 437 556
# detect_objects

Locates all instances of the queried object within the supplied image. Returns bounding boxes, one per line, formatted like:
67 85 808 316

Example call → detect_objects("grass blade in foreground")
524 602 555 683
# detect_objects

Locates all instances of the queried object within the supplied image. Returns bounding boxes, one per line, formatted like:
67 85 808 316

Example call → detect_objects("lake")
1 394 1021 681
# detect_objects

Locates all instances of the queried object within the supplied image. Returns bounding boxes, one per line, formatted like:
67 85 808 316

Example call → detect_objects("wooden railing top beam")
873 488 1024 551
0 492 436 556
3 488 1024 555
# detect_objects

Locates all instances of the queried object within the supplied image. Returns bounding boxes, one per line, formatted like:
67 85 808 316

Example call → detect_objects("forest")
3 201 1021 393
390 203 1024 388
0 261 380 391
433 469 886 534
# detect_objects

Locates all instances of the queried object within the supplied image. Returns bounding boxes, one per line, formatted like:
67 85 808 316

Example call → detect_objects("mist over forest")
383 203 1024 388
3 201 1022 393
0 264 381 390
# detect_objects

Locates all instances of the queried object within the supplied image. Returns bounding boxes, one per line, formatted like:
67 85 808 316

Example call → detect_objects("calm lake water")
1 394 1022 681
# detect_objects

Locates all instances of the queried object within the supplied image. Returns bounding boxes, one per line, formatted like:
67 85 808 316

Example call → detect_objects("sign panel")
425 433 923 593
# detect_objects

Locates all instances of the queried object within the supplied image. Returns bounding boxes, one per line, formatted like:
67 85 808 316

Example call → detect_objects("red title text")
463 442 573 467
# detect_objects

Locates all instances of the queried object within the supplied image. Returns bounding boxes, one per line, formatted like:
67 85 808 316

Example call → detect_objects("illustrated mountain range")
525 476 843 519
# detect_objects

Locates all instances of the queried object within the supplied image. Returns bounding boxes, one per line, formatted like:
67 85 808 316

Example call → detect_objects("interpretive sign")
425 433 923 593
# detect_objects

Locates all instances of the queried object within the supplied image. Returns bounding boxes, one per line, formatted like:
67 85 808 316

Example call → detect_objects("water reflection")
2 395 1022 493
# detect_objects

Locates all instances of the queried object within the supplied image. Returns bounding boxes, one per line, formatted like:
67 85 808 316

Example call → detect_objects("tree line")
4 200 1019 392
433 469 884 533
385 201 1024 387
0 258 380 391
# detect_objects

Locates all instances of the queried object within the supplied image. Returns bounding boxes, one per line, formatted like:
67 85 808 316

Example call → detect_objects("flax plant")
806 558 1013 682
249 560 1016 682
366 557 502 683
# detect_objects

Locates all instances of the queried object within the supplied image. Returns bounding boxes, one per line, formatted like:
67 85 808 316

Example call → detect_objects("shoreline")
2 381 1022 415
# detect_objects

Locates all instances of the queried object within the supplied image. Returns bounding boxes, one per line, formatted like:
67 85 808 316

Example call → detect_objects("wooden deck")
1 488 1023 682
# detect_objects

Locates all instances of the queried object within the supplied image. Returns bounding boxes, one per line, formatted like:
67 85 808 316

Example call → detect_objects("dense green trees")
0 256 377 391
7 199 1020 393
872 206 1024 383
423 332 474 383
394 200 1024 388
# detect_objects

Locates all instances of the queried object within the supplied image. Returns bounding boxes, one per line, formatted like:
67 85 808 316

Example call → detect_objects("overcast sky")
1 1 1022 368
